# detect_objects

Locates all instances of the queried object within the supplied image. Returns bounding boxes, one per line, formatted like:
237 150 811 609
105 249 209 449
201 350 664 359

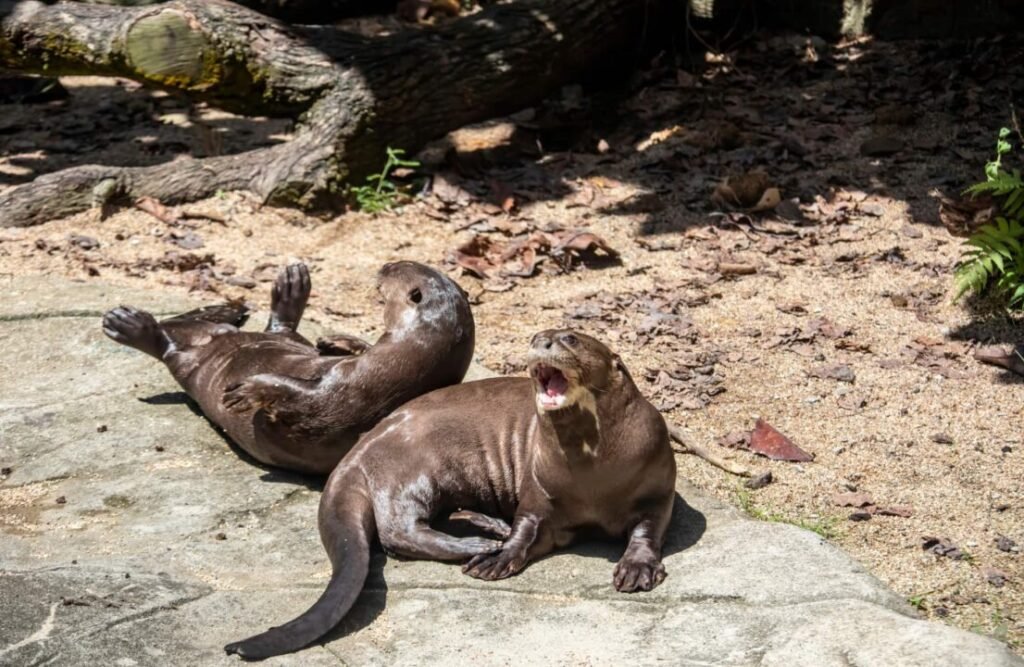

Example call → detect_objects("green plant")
954 127 1024 306
907 592 930 611
734 488 839 539
350 147 421 214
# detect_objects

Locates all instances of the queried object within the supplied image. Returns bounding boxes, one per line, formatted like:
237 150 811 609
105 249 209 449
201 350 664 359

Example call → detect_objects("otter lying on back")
102 261 474 474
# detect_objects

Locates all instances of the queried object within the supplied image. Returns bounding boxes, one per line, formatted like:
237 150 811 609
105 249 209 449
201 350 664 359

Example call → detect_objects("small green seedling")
350 147 421 214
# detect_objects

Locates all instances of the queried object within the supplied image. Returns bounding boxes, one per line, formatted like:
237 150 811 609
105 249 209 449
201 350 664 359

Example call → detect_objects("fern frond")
965 169 1024 197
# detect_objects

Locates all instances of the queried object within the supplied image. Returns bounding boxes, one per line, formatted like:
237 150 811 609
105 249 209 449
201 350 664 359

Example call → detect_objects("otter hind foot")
102 306 171 360
268 263 311 333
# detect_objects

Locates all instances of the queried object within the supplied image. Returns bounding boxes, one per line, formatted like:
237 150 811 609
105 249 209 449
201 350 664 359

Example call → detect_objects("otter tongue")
546 371 569 397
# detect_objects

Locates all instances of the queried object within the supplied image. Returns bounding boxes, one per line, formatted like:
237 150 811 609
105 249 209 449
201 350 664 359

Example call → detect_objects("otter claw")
462 550 525 580
612 557 666 593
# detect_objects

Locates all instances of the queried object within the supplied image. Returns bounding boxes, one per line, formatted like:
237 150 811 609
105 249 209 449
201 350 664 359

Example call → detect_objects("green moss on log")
125 10 221 89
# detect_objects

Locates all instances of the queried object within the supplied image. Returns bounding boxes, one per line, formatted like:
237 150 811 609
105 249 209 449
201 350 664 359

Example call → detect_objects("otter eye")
409 288 423 304
562 334 578 347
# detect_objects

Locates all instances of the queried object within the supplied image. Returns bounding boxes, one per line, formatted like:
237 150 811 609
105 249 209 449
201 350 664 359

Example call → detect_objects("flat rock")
1 277 1020 666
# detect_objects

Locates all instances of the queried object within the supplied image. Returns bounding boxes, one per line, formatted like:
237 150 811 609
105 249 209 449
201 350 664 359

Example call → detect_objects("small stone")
596 139 610 154
849 510 872 521
0 466 11 476
124 572 131 579
901 224 923 239
1001 445 1012 454
55 495 67 505
69 234 100 250
843 481 857 491
225 276 257 289
934 606 950 617
931 433 954 445
154 445 165 452
834 492 874 508
215 532 227 541
995 536 1016 552
833 446 846 455
744 471 773 490
96 424 108 433
982 567 1009 588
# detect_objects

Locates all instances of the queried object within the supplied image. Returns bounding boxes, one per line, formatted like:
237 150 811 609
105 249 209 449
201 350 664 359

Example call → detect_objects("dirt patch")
2 34 1023 650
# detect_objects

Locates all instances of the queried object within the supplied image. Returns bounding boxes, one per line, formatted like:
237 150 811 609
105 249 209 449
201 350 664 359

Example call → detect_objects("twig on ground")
667 423 750 477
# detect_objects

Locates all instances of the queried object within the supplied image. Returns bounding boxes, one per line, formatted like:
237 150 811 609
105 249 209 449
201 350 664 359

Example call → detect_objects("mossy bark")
0 0 653 227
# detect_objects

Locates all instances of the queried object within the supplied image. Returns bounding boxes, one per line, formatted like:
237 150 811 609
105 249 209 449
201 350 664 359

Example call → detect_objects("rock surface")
1 277 1020 666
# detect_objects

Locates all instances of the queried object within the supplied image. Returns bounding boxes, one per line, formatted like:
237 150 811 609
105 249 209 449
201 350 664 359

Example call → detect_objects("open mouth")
533 363 571 410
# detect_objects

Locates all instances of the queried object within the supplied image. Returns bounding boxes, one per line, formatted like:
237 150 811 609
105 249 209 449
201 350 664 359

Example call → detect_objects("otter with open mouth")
224 329 676 660
101 261 474 474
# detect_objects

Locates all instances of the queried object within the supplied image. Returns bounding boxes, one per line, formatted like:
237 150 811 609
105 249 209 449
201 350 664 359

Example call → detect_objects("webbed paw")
462 548 526 580
612 554 666 592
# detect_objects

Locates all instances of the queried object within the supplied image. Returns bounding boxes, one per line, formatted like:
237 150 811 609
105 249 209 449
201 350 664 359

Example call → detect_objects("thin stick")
667 423 750 477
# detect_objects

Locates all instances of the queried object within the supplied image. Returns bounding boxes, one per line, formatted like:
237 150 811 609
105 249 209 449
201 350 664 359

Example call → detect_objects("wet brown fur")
102 261 474 474
225 330 675 659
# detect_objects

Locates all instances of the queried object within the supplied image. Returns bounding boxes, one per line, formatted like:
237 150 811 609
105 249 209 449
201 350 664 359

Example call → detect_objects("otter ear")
613 354 628 375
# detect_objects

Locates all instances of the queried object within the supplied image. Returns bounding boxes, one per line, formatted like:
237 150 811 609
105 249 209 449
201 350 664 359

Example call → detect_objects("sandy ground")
2 33 1022 651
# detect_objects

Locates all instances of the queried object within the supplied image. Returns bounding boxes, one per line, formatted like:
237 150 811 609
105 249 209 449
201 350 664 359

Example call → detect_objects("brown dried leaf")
749 419 814 462
135 196 179 224
553 231 620 258
809 364 856 383
922 536 965 560
876 506 914 518
711 170 771 209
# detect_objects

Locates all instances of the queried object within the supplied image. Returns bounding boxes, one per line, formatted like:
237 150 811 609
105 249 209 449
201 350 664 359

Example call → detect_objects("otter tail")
224 489 375 660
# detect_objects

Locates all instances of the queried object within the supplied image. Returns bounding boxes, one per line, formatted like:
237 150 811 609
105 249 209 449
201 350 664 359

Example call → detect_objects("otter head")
527 329 624 413
377 261 473 343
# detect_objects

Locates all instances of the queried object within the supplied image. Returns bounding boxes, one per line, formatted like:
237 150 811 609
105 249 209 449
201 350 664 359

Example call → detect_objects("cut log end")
125 10 220 89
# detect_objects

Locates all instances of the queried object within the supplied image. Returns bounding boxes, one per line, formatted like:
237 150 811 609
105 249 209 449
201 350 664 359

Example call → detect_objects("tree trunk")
82 0 398 24
0 0 653 227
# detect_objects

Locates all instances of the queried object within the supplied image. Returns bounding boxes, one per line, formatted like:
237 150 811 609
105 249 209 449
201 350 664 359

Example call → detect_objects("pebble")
744 471 773 490
995 536 1017 552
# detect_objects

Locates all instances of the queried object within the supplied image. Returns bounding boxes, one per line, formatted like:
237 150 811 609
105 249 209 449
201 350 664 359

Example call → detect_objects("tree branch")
0 0 658 226
0 0 337 115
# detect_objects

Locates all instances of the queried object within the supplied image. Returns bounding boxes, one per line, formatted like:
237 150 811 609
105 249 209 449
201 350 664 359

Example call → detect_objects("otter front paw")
462 548 526 580
223 378 280 419
613 554 666 592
